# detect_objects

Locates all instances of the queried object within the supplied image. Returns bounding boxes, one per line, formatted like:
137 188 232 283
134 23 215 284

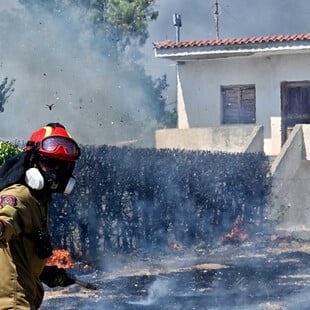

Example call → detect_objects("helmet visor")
41 136 80 158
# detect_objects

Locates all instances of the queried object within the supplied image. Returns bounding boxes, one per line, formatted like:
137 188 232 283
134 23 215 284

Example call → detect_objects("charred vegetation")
49 145 271 265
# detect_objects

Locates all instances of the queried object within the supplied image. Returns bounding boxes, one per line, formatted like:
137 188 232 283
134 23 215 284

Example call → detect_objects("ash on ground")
41 235 310 310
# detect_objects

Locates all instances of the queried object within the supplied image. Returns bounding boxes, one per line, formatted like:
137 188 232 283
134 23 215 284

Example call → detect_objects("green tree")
19 0 157 51
104 0 158 44
0 141 22 167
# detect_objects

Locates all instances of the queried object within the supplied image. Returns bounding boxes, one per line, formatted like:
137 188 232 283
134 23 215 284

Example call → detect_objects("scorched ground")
41 234 310 309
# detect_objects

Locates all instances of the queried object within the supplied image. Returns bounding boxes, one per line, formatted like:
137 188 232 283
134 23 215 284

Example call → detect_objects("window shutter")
222 85 255 124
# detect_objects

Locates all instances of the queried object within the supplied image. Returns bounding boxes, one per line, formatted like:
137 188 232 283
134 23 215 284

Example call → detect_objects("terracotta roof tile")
153 33 310 49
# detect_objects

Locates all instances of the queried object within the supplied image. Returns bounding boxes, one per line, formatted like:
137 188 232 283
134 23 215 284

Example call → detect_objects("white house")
153 33 310 156
153 33 310 235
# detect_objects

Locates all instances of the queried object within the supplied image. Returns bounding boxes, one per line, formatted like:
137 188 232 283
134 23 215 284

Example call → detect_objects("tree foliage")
104 0 158 44
0 141 22 167
19 0 158 49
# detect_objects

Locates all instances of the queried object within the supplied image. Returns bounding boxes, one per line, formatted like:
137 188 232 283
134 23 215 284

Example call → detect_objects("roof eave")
154 43 310 61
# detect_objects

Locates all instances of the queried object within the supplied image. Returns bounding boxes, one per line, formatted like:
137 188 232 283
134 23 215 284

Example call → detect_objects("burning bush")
46 249 74 269
49 145 271 264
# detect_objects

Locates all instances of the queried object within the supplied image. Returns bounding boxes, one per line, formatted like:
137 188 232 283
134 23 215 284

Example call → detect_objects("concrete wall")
263 117 281 156
156 125 264 153
267 124 310 237
176 53 310 155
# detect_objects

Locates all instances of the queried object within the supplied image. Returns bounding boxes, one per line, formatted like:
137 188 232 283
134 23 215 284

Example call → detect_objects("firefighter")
0 122 80 309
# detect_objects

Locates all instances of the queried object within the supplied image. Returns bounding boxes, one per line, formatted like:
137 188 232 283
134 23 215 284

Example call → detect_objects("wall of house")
176 52 310 155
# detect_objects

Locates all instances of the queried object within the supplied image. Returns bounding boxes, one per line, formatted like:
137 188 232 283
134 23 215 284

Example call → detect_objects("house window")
221 85 256 124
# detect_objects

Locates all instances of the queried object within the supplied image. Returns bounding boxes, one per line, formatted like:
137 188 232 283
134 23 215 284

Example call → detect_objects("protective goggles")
40 136 80 159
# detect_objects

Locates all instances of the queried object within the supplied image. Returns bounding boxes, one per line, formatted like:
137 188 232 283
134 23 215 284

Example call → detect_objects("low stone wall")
268 124 310 237
155 125 264 153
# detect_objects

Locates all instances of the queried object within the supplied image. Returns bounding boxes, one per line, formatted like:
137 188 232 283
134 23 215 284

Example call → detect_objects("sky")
1 0 310 146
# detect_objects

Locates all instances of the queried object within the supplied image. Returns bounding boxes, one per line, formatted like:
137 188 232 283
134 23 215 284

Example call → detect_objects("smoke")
1 1 310 145
129 277 172 306
17 1 310 308
0 1 159 146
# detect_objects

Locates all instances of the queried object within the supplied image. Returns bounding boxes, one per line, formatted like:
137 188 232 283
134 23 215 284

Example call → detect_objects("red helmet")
26 123 80 161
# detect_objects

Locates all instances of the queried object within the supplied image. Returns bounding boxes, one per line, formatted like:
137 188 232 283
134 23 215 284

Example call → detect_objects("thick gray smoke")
0 1 158 146
1 1 310 146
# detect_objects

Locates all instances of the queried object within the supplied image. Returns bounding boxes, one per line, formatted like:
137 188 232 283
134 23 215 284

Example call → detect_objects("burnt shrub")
49 145 271 260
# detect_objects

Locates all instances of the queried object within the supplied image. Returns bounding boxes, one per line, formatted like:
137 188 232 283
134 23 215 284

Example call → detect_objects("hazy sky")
1 0 310 146
150 0 310 42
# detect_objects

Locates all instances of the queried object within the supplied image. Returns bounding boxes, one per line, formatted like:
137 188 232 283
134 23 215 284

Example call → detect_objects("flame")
222 216 248 243
169 242 184 250
223 227 248 242
46 249 74 269
270 235 296 243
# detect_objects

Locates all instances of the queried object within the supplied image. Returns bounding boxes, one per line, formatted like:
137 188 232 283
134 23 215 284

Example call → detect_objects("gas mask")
25 157 76 194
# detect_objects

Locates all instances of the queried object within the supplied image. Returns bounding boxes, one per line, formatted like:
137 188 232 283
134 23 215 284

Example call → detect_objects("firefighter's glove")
40 265 75 288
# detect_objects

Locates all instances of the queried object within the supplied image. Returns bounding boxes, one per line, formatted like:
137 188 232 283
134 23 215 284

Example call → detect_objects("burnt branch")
0 77 16 112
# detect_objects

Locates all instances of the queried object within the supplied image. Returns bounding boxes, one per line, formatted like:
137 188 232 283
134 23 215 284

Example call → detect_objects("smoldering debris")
41 237 310 310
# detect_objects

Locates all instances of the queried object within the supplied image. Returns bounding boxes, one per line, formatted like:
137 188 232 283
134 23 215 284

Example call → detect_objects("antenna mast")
214 0 220 39
173 13 182 42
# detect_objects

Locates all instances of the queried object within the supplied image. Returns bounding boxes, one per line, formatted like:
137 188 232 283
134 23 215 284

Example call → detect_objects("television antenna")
214 0 220 39
173 13 182 42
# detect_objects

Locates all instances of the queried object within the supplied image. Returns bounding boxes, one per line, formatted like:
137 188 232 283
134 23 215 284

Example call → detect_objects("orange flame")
222 216 249 243
46 249 74 269
223 226 248 241
169 242 184 250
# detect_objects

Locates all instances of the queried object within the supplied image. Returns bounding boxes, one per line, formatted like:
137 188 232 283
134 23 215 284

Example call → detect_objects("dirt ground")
41 234 310 309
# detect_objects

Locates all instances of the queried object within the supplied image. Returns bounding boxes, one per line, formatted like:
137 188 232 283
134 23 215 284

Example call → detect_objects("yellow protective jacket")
0 184 51 310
